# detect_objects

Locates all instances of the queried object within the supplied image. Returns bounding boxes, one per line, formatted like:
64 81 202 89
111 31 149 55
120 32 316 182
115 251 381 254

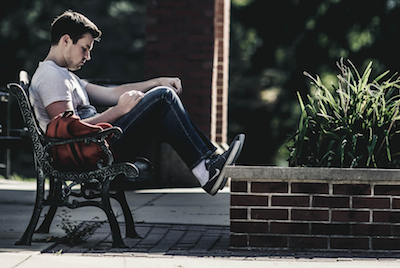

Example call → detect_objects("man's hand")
157 77 183 94
116 90 145 116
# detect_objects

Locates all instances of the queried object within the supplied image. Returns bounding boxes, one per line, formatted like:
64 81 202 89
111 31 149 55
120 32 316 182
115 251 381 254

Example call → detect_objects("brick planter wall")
226 166 400 253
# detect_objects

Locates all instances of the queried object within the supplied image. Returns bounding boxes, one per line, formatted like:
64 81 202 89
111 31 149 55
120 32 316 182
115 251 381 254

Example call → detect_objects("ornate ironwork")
8 82 140 247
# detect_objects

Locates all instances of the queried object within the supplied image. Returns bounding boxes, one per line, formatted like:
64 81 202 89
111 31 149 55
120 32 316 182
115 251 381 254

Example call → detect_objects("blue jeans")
111 87 216 169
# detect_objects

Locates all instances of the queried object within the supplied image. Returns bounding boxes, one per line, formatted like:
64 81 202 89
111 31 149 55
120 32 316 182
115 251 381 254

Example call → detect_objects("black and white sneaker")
202 134 245 195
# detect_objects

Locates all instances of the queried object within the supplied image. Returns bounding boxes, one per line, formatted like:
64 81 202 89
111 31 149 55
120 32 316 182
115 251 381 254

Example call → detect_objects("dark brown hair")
51 10 102 45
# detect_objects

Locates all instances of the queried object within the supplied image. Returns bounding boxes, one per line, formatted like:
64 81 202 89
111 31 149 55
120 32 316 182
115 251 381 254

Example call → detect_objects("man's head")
49 11 101 71
51 10 101 46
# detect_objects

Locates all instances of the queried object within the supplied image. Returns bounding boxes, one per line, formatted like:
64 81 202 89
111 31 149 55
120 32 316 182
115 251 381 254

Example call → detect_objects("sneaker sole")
219 177 228 190
227 134 245 165
209 138 242 195
218 134 245 191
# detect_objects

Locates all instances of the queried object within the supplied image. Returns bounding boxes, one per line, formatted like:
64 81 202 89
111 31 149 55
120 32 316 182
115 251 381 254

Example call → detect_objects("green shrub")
286 58 400 168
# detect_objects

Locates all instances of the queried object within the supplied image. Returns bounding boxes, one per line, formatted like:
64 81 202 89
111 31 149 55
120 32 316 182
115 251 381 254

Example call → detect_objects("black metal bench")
8 71 145 247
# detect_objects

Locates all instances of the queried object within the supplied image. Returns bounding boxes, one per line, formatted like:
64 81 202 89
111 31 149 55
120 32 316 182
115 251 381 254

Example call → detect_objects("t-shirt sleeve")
78 78 89 89
36 71 73 108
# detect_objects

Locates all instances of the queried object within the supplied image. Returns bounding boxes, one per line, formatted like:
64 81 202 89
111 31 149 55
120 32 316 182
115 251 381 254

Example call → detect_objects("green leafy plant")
286 58 400 168
57 210 103 246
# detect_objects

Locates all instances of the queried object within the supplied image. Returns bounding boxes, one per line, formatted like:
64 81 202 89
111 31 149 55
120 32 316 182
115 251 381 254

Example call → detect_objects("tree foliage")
229 0 400 165
0 0 146 86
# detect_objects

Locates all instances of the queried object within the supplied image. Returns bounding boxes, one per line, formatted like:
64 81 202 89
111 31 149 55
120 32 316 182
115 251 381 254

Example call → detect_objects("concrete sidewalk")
0 179 230 252
1 178 400 268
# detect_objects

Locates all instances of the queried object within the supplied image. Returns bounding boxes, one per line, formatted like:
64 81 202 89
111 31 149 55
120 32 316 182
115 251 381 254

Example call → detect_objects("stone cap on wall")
226 166 400 184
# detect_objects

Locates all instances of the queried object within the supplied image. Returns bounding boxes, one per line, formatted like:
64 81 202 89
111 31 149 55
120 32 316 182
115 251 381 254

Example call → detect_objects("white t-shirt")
29 61 98 131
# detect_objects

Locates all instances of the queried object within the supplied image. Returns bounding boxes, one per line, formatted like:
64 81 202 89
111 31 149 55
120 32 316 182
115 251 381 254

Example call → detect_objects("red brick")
373 211 400 223
291 209 329 221
231 181 247 193
188 35 214 43
251 209 288 220
249 235 287 248
372 238 400 250
231 195 268 207
330 237 369 249
289 236 328 249
353 224 391 236
392 225 400 235
251 182 288 193
173 9 204 17
374 185 400 196
333 184 371 195
311 223 351 235
312 196 349 208
353 197 390 209
159 50 188 60
187 54 212 61
187 70 213 79
291 183 329 194
230 208 247 220
190 1 214 9
393 198 400 209
190 106 212 114
230 222 269 234
230 234 248 247
271 196 309 207
331 210 369 222
270 222 309 234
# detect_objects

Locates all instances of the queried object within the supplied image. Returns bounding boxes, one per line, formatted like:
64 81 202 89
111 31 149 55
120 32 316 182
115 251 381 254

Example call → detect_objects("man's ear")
59 34 72 46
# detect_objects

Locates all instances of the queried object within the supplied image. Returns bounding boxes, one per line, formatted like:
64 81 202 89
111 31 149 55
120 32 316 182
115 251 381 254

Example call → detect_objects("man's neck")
44 46 66 68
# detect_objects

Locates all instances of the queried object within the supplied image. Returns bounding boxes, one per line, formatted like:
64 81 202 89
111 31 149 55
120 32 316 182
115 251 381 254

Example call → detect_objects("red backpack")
46 111 113 171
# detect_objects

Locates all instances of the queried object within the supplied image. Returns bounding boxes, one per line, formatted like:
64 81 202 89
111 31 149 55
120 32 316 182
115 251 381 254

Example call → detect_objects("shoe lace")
205 154 219 170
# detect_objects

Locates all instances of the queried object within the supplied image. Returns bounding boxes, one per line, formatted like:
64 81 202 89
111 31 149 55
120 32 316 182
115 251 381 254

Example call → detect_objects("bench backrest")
7 81 47 170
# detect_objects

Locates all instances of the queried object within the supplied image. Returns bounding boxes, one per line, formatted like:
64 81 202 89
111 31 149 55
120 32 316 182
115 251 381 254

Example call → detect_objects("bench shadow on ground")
47 222 232 257
45 221 400 260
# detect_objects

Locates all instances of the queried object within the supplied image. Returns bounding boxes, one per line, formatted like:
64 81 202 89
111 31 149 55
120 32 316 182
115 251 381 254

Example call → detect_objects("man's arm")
46 77 182 125
46 90 144 125
46 101 75 121
85 77 182 107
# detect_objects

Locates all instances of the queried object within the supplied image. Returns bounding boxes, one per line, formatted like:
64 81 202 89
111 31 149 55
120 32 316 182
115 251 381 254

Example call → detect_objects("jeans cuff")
190 149 216 170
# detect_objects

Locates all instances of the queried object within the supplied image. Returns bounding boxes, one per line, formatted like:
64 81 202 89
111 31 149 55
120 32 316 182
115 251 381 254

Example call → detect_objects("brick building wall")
145 0 229 144
227 166 400 253
211 0 229 144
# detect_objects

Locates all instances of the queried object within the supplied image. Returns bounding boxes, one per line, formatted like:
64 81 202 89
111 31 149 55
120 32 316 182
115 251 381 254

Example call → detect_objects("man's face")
63 33 94 71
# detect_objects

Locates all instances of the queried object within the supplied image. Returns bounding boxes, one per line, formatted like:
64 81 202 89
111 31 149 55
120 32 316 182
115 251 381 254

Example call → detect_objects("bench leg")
35 204 58 233
15 171 46 245
102 177 126 248
112 177 141 238
36 178 59 233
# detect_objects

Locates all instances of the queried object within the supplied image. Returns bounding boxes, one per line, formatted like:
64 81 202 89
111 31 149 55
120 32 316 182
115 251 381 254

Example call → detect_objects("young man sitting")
29 10 245 195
